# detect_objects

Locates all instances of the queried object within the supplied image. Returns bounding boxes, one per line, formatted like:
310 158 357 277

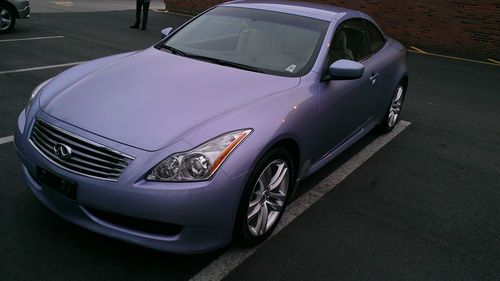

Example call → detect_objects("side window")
363 20 386 53
326 18 371 68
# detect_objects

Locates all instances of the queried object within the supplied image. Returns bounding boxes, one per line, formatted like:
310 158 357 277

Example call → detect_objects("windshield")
163 7 329 77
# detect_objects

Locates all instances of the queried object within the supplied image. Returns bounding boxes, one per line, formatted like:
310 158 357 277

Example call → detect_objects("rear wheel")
0 4 15 34
378 81 406 133
234 147 294 246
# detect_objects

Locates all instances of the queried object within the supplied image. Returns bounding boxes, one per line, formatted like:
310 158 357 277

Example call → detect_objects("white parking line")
191 120 411 281
0 61 85 75
152 9 193 17
52 1 74 7
0 135 14 145
0 36 64 43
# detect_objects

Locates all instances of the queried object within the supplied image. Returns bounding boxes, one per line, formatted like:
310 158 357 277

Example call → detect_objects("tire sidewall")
234 146 295 246
0 4 15 34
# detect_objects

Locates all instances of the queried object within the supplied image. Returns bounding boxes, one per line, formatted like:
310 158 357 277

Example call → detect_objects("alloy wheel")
388 85 404 128
247 159 289 237
0 7 12 31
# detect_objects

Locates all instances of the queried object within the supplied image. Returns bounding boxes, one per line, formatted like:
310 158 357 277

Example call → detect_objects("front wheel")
0 4 16 34
378 81 406 133
234 147 294 246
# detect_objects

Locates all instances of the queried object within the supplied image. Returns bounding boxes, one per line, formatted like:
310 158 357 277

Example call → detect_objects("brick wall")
165 0 500 60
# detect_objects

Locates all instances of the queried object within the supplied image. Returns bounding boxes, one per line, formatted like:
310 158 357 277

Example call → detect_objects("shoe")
130 24 139 29
141 26 146 30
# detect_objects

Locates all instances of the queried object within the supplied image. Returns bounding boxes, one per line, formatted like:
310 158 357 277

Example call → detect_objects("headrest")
333 30 348 49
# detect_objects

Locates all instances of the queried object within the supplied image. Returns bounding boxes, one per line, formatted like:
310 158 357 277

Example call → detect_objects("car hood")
40 48 300 151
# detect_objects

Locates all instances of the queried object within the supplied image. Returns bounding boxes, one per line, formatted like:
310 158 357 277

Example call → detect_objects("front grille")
29 119 133 181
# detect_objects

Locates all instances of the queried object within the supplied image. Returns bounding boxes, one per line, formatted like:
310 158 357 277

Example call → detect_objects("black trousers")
134 0 150 28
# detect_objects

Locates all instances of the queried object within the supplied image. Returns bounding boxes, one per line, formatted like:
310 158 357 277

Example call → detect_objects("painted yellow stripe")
487 58 500 65
408 50 499 67
409 46 427 54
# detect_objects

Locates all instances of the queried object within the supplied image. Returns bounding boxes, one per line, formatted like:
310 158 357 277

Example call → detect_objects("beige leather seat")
330 30 354 63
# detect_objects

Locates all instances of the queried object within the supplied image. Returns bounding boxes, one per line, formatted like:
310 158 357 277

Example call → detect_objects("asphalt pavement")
1 4 499 281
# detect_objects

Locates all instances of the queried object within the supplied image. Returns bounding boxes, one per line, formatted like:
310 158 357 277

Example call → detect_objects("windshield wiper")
181 53 266 73
161 45 187 57
202 57 266 74
161 46 266 74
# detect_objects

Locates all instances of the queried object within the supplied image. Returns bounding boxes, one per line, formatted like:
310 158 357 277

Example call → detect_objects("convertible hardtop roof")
221 0 359 21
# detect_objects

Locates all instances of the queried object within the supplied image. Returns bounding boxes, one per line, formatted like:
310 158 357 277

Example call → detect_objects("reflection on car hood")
40 48 300 151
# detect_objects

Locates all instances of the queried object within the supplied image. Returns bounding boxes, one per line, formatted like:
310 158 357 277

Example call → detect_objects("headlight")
25 79 52 118
147 129 252 182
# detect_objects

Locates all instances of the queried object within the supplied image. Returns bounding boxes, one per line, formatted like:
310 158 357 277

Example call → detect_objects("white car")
0 0 30 33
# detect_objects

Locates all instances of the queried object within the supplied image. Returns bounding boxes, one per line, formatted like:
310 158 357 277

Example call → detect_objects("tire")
234 147 295 246
378 80 407 133
0 4 16 34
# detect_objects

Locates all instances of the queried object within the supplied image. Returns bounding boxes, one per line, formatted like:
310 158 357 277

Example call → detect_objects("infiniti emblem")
53 143 72 160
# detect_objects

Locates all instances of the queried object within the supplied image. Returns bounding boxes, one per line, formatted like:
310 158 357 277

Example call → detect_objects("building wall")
166 0 500 60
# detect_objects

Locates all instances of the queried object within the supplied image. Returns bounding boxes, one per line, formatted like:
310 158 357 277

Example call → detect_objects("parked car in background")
15 0 408 253
0 0 30 33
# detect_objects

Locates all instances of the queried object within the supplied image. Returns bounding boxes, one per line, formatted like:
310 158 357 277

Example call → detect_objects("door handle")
369 72 379 84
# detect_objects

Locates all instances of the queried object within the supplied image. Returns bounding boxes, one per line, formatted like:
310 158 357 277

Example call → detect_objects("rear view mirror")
328 59 364 80
161 27 173 39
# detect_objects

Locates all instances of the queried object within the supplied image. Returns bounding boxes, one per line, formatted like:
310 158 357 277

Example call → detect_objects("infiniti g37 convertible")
15 0 408 253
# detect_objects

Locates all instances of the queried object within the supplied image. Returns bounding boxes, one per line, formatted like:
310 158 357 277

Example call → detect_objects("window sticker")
285 64 297 73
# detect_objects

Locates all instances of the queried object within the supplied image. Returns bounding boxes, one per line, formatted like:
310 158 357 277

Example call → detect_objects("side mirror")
161 27 173 39
328 59 365 80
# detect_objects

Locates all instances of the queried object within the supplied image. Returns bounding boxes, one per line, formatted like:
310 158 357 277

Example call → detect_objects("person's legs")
141 1 150 30
130 0 141 28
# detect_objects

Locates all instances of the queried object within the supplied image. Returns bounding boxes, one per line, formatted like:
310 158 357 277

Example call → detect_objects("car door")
362 18 391 117
317 18 380 155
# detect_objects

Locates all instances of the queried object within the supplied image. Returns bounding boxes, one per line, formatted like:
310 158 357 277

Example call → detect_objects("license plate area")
37 167 77 199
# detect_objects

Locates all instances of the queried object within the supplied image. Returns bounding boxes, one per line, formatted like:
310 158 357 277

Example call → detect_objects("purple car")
14 0 408 253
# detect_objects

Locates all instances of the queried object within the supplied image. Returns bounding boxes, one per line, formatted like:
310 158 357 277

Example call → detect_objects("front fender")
182 79 320 182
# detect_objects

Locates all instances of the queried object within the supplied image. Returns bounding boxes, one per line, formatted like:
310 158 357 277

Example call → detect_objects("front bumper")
14 111 248 254
15 1 30 18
